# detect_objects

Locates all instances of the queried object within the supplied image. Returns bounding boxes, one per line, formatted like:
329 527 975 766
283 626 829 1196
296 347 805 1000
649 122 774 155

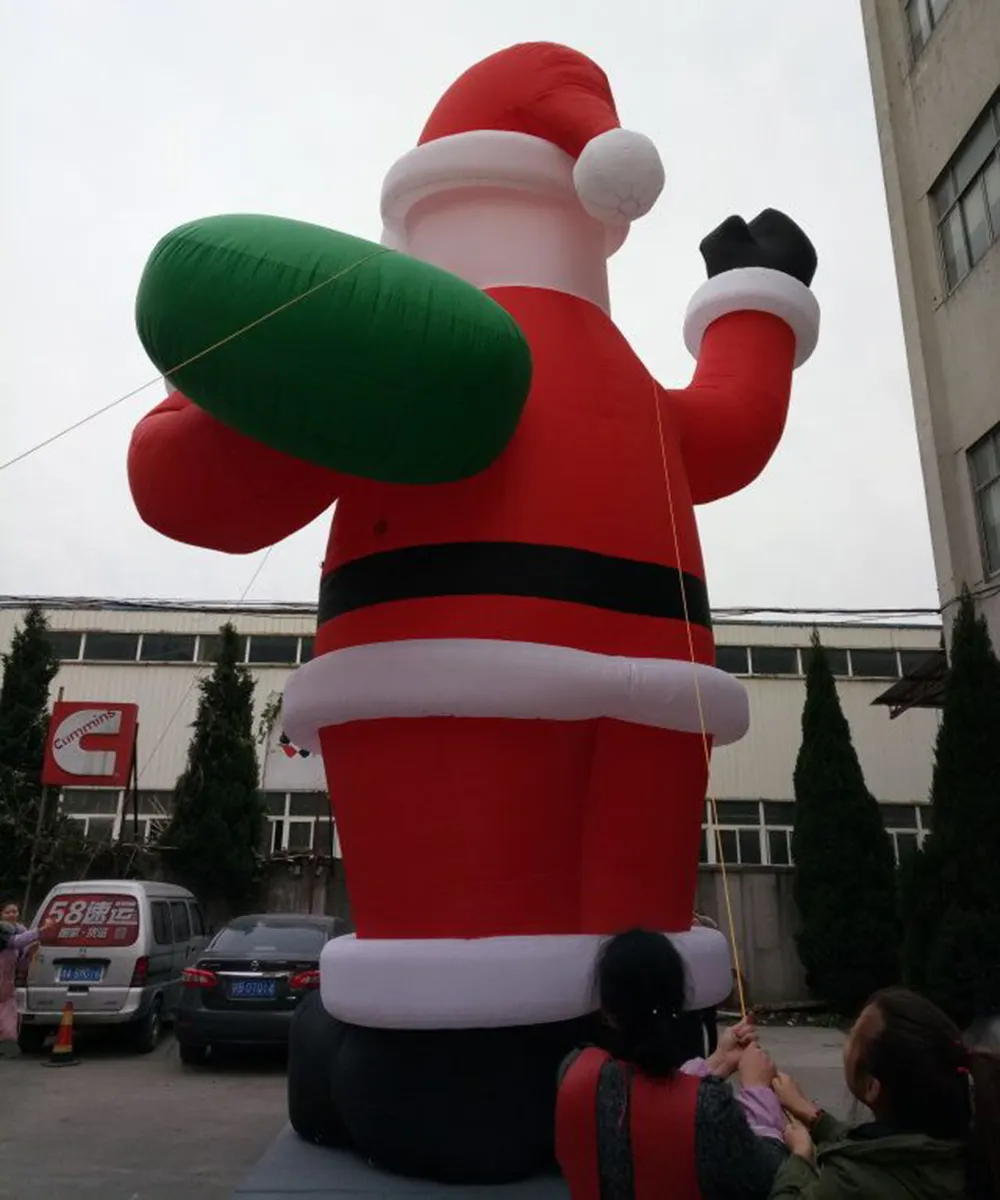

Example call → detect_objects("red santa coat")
282 287 796 745
129 283 803 1031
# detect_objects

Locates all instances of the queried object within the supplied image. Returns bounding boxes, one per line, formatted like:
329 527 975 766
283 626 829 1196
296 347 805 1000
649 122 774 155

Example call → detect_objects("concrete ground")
0 1024 852 1200
0 1032 287 1200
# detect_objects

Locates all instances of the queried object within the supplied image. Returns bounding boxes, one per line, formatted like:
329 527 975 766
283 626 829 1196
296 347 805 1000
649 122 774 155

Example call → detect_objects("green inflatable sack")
135 215 533 485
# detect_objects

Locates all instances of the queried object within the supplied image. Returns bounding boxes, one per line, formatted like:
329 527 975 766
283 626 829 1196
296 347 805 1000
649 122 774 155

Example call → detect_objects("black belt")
317 542 711 627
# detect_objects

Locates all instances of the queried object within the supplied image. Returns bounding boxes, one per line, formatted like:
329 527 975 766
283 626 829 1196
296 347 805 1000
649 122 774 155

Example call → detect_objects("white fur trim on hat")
684 266 820 368
573 128 665 226
319 926 733 1029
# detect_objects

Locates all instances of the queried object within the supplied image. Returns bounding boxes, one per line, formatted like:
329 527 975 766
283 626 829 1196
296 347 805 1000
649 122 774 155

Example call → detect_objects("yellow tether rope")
652 381 748 1019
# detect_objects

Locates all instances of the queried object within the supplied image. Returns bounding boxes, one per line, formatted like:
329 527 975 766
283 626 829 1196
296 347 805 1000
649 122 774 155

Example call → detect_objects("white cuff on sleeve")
684 266 820 368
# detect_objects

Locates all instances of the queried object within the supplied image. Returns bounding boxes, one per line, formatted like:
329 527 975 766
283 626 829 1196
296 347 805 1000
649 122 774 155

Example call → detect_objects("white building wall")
861 0 1000 643
0 601 942 865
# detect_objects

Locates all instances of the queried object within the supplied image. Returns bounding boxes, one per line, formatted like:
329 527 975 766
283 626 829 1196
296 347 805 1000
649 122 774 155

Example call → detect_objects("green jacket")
769 1112 966 1199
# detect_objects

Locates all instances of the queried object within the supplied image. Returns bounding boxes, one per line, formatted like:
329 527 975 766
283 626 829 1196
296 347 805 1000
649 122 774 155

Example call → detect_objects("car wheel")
179 1041 209 1066
288 990 349 1147
131 999 163 1055
17 1025 49 1055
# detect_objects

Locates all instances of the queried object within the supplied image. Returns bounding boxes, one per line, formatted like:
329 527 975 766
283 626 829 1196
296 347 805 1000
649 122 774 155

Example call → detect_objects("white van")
17 879 208 1053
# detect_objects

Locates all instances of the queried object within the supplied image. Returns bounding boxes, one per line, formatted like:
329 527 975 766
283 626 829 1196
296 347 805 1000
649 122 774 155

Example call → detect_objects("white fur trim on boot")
572 129 665 226
319 927 733 1030
684 266 820 368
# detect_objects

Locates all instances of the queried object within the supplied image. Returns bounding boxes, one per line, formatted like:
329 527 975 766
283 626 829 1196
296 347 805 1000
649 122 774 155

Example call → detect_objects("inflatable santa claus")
129 41 818 1184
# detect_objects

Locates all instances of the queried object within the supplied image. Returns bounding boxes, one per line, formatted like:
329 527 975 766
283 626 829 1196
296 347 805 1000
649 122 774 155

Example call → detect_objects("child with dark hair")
770 986 1000 1199
556 928 787 1199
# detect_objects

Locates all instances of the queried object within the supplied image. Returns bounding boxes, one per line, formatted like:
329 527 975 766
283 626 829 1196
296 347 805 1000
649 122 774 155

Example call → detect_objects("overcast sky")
0 0 939 613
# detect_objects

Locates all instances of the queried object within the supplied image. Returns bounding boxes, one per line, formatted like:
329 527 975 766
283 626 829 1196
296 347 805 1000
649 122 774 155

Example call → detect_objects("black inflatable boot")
288 991 602 1184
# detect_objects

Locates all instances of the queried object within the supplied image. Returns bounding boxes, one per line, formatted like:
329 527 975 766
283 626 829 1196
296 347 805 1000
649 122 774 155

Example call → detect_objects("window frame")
748 646 801 677
931 94 1000 293
969 425 1000 578
80 631 141 663
905 0 952 59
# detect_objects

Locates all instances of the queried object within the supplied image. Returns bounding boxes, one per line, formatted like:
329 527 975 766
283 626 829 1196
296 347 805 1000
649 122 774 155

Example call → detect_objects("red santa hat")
381 43 665 246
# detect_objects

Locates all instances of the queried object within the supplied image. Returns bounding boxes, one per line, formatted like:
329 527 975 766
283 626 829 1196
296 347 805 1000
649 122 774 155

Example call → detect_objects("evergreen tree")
165 623 264 917
792 631 900 1014
902 590 1000 1026
0 606 62 898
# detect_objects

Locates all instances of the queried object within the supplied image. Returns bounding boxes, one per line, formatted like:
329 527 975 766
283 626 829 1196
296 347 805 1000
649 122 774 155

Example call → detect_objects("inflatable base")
233 1126 568 1198
288 993 712 1185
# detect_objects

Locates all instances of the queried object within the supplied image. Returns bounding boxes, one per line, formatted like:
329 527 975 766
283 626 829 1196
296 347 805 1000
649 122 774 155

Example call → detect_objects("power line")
0 249 385 475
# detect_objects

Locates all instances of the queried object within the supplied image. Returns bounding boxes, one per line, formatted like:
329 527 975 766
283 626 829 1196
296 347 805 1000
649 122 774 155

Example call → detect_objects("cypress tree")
792 631 899 1014
0 606 62 898
165 623 264 918
903 590 1000 1026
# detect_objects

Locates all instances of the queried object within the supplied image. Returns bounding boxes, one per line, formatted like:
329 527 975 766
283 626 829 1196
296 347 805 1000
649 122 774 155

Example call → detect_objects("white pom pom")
573 128 665 226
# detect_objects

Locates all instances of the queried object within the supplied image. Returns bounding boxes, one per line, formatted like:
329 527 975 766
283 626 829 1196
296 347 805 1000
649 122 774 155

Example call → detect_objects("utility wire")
0 249 385 475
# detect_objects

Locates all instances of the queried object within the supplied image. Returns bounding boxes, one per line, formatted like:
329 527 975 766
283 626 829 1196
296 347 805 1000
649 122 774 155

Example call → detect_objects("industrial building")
861 0 1000 646
0 597 942 871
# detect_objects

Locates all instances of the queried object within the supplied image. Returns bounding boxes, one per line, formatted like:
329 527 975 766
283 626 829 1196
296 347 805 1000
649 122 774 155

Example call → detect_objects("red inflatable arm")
128 392 342 554
665 310 796 506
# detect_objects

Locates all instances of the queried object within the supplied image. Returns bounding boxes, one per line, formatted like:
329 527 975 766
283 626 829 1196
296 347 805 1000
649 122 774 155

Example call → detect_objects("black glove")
699 209 817 288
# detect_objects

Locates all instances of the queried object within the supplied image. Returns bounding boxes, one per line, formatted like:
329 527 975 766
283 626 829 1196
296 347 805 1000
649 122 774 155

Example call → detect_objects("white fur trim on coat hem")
684 267 819 368
319 927 733 1029
282 638 749 752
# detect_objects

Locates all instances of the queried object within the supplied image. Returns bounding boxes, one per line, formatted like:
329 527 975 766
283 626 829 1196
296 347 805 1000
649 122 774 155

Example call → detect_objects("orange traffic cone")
42 1001 79 1067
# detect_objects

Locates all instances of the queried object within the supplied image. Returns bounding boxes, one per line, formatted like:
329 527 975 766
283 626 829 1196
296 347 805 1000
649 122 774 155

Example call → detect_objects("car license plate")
58 965 103 984
229 978 277 999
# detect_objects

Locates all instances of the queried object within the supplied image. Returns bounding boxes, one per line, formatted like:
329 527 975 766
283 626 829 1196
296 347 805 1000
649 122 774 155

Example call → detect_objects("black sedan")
175 912 347 1064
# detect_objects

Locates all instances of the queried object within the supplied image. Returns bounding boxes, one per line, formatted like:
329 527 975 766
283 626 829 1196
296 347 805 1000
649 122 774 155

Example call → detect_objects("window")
749 646 800 676
905 0 952 57
197 633 247 663
880 804 919 830
931 94 1000 290
136 791 175 817
264 794 287 817
763 801 795 825
715 645 749 675
899 648 939 675
189 903 206 937
850 648 900 678
881 804 931 864
706 801 764 866
82 817 115 843
209 918 332 957
286 821 314 851
139 633 196 662
82 632 139 661
49 631 82 661
62 789 120 815
300 638 314 663
970 426 1000 576
170 900 192 942
288 792 328 818
261 792 338 856
247 635 300 665
768 829 792 866
823 648 850 677
151 901 172 946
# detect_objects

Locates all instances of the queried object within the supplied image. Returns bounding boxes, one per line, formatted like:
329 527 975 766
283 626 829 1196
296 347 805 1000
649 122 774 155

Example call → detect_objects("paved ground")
0 1024 852 1200
0 1032 287 1200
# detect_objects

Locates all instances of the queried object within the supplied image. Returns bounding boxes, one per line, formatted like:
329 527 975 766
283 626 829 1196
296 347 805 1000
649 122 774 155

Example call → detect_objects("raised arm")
666 210 819 506
128 392 342 554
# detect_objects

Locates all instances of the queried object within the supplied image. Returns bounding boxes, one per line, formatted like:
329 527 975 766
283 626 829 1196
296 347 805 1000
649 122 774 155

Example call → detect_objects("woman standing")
0 902 55 1058
556 929 787 1199
769 988 1000 1199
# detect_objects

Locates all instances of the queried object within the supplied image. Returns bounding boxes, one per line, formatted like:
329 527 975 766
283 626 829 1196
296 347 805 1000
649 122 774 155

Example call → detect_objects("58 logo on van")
42 892 140 948
42 701 138 789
